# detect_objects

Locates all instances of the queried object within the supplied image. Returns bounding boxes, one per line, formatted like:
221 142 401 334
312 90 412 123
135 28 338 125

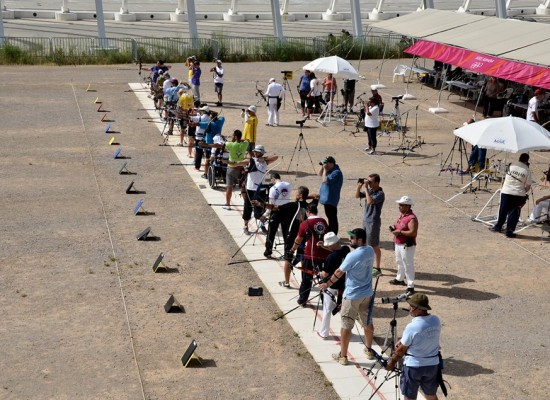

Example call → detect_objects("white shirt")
191 113 209 137
265 82 284 98
309 78 322 97
364 105 380 128
246 157 268 191
269 181 292 205
213 66 224 84
526 96 538 122
502 161 532 196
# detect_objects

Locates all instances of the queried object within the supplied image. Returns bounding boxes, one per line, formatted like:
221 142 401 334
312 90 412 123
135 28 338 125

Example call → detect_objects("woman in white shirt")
363 97 380 155
306 72 322 119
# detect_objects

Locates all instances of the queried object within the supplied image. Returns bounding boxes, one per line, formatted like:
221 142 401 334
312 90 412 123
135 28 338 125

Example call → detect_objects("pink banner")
405 40 550 90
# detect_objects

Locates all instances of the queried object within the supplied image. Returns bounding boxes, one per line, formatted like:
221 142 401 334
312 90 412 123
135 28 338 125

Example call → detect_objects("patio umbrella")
453 116 550 153
302 56 359 79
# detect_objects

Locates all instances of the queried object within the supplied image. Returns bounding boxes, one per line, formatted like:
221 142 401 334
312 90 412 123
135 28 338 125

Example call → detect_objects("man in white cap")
210 59 224 106
389 195 418 295
264 77 285 127
316 232 350 339
386 293 443 400
242 105 258 156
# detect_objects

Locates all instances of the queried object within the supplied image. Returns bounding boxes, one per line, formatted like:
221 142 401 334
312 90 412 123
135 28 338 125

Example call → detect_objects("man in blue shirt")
386 293 442 400
318 156 343 234
319 228 375 365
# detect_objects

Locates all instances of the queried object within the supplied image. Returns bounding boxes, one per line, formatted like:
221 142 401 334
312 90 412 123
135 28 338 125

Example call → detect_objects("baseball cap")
269 77 276 83
322 156 336 164
347 228 366 242
407 293 431 310
199 105 210 112
396 195 413 205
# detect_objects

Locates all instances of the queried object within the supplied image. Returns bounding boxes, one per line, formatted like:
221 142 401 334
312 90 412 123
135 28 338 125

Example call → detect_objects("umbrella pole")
429 69 448 114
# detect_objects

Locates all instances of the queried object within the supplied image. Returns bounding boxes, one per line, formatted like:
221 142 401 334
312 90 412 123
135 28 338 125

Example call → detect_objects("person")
198 111 225 177
191 59 202 106
185 55 196 85
363 97 380 155
147 60 170 83
318 156 343 234
257 186 317 287
529 195 550 223
189 105 211 171
264 77 285 127
355 174 384 275
464 119 487 173
342 78 356 113
322 73 337 106
223 130 249 210
176 87 195 147
319 228 375 365
526 89 545 124
210 59 224 106
306 72 322 119
291 203 331 306
242 105 258 156
263 173 292 258
482 77 501 117
241 145 278 235
298 70 311 116
490 153 532 238
316 232 349 339
389 195 418 295
385 293 442 400
370 87 384 113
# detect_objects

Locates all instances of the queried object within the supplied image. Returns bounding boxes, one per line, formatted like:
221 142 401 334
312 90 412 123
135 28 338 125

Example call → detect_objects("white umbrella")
302 56 359 79
453 116 550 153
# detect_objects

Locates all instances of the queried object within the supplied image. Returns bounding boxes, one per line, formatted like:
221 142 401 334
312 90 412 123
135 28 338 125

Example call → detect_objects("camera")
296 119 306 125
381 293 407 304
281 70 292 74
241 108 246 112
391 95 404 100
357 178 365 184
389 225 396 232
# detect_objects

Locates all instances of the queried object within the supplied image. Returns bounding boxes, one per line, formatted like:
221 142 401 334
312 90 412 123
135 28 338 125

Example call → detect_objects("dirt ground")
0 60 549 400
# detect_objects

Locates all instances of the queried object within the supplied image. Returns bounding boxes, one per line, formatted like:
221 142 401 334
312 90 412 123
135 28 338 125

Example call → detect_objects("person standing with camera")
364 97 380 155
210 59 224 106
389 196 418 295
385 293 442 400
490 153 532 238
318 156 343 234
355 174 385 276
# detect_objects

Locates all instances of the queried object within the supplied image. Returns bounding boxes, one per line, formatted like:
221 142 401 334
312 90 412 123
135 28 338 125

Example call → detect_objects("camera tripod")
286 120 317 177
439 135 469 186
281 71 299 113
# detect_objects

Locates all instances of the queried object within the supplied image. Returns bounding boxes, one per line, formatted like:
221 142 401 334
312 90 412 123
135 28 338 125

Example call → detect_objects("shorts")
187 126 196 137
341 296 372 330
215 83 223 94
365 220 381 247
226 167 241 186
400 365 439 400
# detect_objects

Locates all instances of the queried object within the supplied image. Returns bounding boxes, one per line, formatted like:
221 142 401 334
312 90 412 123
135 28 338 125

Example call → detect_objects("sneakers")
332 352 348 365
222 204 232 210
364 347 374 360
317 331 328 340
368 150 376 155
279 281 290 288
489 226 501 233
372 268 382 277
389 279 406 286
364 146 372 152
200 173 208 179
264 250 273 258
406 287 415 295
506 232 517 238
243 227 252 236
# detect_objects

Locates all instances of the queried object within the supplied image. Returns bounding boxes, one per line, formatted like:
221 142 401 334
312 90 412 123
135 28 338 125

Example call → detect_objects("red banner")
405 40 550 90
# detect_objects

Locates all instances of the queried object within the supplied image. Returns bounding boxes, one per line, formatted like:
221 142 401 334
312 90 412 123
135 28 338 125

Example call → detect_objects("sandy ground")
0 60 549 399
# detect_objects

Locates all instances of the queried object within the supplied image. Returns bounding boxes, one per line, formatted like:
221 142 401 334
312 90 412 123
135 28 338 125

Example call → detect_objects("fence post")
131 38 137 61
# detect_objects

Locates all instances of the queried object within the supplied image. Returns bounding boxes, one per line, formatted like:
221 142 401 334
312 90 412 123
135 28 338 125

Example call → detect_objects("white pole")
61 0 70 13
271 0 284 40
0 0 5 44
95 0 108 48
281 0 289 14
120 0 128 14
350 0 363 37
175 0 185 15
228 0 238 15
495 0 508 18
327 0 337 14
187 0 198 40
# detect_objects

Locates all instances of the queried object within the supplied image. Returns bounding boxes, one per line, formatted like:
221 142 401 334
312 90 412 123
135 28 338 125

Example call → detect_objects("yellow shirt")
243 114 258 143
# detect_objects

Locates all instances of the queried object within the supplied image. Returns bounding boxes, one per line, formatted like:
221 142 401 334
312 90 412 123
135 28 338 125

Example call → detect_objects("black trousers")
324 204 339 234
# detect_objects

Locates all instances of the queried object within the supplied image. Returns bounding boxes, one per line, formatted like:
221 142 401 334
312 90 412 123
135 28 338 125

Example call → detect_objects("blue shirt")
299 74 311 92
191 66 201 85
164 85 180 103
401 314 441 367
199 117 225 144
339 245 374 300
320 165 343 207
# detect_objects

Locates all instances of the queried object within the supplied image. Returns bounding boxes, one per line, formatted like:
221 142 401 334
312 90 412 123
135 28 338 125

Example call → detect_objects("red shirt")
394 211 417 246
297 216 332 261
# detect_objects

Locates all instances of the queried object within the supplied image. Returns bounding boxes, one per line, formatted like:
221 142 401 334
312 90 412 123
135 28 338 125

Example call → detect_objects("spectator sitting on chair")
463 119 487 173
529 195 550 224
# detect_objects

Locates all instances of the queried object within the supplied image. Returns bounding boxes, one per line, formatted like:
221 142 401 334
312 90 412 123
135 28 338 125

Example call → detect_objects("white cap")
396 195 413 206
200 105 210 112
269 77 276 83
253 144 265 154
247 105 257 113
323 232 340 247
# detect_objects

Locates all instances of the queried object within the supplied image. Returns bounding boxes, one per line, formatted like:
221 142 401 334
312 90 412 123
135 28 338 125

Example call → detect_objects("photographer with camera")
385 293 443 400
264 77 285 127
209 59 224 106
389 196 418 295
319 228 375 365
355 174 385 276
318 156 343 234
363 97 381 155
316 232 349 339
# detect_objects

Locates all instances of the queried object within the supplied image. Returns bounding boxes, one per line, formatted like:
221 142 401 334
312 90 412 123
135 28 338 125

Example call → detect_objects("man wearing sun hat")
386 293 442 400
389 195 418 295
242 105 259 156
